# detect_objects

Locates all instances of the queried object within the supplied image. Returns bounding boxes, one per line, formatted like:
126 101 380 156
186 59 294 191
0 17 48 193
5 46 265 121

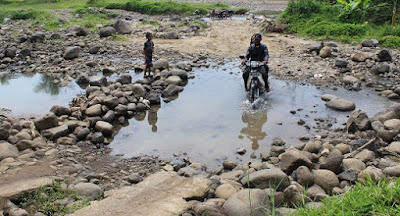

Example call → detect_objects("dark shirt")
144 40 154 57
245 43 269 61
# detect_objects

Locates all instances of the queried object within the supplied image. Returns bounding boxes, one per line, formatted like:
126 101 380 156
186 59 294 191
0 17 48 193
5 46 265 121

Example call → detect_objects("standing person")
242 33 270 92
143 32 154 78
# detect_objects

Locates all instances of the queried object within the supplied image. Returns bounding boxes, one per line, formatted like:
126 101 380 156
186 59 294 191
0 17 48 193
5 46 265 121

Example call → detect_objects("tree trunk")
394 0 398 26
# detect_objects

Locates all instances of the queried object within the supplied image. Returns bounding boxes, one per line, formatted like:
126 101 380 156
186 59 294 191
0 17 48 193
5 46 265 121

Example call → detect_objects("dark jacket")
245 43 269 61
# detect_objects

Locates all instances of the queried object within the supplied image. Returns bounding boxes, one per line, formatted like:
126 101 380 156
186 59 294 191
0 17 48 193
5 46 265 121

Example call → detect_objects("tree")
393 0 398 26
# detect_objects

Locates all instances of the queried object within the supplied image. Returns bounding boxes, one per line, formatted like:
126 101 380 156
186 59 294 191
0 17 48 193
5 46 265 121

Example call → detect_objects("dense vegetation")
279 0 400 48
294 177 400 215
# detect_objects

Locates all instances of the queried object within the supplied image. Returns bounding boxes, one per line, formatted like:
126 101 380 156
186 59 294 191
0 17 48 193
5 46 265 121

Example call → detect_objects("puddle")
0 73 84 116
110 62 395 169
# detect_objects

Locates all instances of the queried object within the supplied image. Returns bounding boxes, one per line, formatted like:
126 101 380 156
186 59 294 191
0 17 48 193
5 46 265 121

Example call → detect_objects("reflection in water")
33 75 60 95
240 110 267 150
148 105 160 133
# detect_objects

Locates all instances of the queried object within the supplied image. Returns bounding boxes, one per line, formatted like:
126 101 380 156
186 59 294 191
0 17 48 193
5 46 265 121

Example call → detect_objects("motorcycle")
240 56 266 103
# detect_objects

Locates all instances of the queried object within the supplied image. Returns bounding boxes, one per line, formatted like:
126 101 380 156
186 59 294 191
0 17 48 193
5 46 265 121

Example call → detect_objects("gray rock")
7 208 28 216
99 26 116 37
86 104 102 117
321 94 338 102
166 75 184 86
72 182 103 200
296 166 314 186
95 121 113 136
383 165 400 177
50 33 61 40
303 141 321 153
162 84 183 98
338 170 358 181
388 93 400 100
170 69 188 80
15 131 32 141
359 166 383 180
4 47 17 59
132 83 146 97
335 58 349 68
325 98 355 111
153 58 169 71
313 169 339 194
114 19 132 34
280 149 313 174
306 184 328 202
241 168 290 191
377 49 392 62
30 32 45 43
126 173 143 184
351 52 368 62
127 104 136 112
75 26 89 36
92 132 104 143
342 158 366 171
34 112 58 131
19 48 31 58
361 39 374 47
50 105 71 116
88 46 99 54
223 189 270 216
319 47 331 58
77 128 90 140
215 184 238 199
271 138 286 146
156 31 179 39
0 142 19 160
147 93 161 105
354 149 375 163
342 76 359 85
346 110 370 132
309 41 324 54
0 124 10 140
16 140 33 151
115 104 128 116
283 185 303 207
63 46 80 60
41 125 70 140
371 63 390 74
103 97 119 109
89 76 107 87
320 149 343 174
117 74 132 84
222 160 237 170
76 74 90 85
103 67 116 75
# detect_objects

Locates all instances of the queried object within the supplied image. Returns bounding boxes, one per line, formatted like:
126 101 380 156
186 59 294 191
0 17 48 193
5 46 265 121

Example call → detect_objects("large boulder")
215 184 239 200
346 110 370 132
63 46 80 60
279 149 313 174
165 75 183 86
361 39 374 47
117 74 132 84
170 69 188 80
383 165 400 177
34 112 58 130
313 169 339 194
75 26 89 36
359 166 383 180
41 125 70 140
131 83 146 97
0 142 19 160
4 47 17 59
153 58 169 71
320 149 343 174
103 97 119 109
319 46 331 58
325 98 355 111
50 105 71 116
156 31 179 39
351 52 368 62
223 189 270 216
377 49 392 62
30 32 45 43
114 19 132 34
342 158 366 172
335 58 348 68
296 166 314 186
89 76 107 87
371 63 390 74
85 104 102 117
342 76 359 85
241 168 290 191
162 84 184 98
99 27 116 37
76 74 90 85
95 121 113 136
0 122 10 140
72 183 103 200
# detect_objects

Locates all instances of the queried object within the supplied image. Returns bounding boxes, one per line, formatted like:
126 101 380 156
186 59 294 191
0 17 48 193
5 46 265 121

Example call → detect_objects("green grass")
140 19 160 27
13 182 92 215
111 34 129 41
105 0 229 15
293 177 400 216
191 20 208 28
279 0 400 49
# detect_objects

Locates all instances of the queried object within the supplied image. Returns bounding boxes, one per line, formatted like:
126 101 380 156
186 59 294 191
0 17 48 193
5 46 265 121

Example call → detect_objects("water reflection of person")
240 111 267 150
148 105 160 132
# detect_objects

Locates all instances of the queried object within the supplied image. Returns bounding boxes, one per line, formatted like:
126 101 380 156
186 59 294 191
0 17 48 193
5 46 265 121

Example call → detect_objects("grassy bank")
13 182 92 215
279 0 400 49
293 177 400 216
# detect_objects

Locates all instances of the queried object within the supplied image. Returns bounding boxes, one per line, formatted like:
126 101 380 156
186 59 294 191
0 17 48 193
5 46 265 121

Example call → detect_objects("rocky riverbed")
1 7 400 216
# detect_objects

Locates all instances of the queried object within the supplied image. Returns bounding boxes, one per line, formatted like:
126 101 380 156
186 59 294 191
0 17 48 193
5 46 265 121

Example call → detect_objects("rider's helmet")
254 33 262 41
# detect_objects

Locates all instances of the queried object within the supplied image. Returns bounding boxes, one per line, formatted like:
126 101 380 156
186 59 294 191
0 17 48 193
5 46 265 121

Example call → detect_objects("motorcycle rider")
242 33 270 92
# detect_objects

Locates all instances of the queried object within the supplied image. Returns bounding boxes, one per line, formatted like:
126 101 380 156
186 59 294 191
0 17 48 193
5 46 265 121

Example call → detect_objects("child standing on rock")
143 32 154 78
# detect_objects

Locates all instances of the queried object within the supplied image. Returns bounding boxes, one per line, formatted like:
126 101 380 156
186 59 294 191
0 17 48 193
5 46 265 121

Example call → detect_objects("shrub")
285 0 322 17
381 36 400 49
